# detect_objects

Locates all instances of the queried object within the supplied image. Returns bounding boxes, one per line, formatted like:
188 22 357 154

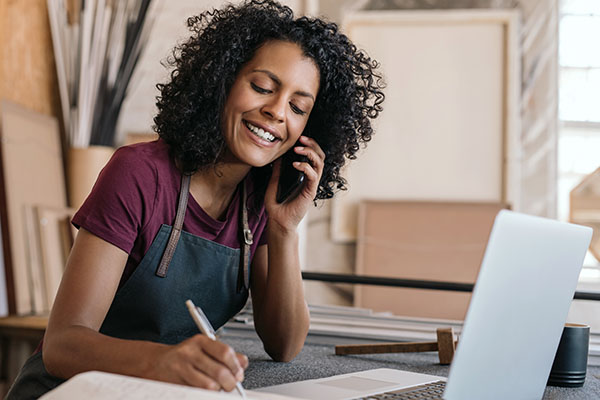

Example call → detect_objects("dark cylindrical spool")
547 324 590 388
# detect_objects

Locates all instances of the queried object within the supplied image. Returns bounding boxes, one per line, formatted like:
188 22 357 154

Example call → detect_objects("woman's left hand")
264 135 325 232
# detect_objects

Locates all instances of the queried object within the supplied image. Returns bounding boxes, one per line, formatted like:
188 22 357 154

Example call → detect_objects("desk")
0 316 47 396
1 317 600 399
0 316 47 339
221 329 600 400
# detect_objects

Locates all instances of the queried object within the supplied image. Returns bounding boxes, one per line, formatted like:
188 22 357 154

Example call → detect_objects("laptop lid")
443 210 592 399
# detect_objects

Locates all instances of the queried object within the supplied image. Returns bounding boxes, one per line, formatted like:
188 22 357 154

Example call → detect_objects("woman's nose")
261 96 285 122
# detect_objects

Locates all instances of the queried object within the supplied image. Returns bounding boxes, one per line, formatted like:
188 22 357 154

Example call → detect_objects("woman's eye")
251 82 270 94
290 103 306 115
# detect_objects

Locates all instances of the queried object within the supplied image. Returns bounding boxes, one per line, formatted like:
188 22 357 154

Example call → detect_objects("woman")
7 0 384 397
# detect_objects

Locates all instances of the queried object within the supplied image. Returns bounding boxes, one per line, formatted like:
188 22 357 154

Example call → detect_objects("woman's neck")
190 162 251 221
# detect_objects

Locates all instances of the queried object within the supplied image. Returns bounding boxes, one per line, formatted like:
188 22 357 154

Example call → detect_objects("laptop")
257 210 593 400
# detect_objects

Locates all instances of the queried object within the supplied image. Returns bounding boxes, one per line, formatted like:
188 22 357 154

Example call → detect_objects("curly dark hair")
154 0 384 201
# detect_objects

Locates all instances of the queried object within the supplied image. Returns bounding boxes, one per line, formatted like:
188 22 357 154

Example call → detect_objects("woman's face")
221 40 320 167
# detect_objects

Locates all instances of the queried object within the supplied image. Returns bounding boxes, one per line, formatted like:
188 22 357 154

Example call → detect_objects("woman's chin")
249 159 276 169
229 156 275 169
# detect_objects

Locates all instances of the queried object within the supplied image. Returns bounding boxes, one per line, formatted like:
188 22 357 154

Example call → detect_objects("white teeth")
245 121 276 142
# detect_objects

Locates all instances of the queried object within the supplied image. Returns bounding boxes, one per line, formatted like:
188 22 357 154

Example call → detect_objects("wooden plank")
0 315 47 330
36 206 75 311
0 0 61 119
355 200 506 320
0 101 67 315
23 205 48 315
336 341 438 355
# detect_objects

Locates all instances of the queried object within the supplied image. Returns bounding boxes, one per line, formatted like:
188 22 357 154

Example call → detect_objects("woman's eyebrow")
252 69 315 101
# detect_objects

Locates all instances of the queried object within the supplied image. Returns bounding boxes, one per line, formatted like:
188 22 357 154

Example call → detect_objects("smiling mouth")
244 120 278 143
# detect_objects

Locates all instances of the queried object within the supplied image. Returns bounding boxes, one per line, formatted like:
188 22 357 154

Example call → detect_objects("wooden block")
436 328 456 365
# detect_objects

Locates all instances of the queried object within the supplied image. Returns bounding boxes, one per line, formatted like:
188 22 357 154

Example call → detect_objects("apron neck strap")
156 173 252 288
237 181 252 293
156 174 191 277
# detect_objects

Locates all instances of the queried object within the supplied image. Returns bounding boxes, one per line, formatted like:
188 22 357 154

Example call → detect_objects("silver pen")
185 299 247 399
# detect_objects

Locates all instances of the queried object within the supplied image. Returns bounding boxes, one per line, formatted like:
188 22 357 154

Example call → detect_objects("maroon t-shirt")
72 139 268 289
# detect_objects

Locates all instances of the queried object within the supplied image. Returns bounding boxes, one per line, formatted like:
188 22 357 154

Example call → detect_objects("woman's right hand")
148 334 248 391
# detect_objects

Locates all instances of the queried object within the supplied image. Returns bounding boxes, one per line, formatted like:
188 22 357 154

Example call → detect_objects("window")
558 0 600 270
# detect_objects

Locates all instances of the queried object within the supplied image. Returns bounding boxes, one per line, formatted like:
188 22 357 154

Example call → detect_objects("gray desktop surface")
221 330 600 400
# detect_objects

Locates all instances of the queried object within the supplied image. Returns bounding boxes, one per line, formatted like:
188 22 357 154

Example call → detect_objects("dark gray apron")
6 174 253 399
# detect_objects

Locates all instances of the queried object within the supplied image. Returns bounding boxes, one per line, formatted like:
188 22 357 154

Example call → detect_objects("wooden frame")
331 10 521 242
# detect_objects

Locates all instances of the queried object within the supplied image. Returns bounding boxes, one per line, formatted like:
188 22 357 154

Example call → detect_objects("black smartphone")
276 144 308 203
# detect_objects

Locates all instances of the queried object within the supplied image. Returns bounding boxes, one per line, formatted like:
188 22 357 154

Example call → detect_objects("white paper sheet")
40 371 297 400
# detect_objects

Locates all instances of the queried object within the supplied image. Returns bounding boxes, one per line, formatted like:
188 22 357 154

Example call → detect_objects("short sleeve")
72 146 158 254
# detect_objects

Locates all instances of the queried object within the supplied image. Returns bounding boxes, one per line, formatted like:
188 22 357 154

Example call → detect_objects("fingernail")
236 369 244 381
295 146 304 151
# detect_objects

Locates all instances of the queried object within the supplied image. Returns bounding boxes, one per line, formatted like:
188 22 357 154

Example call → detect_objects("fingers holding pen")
199 335 246 386
151 334 247 392
237 352 249 370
